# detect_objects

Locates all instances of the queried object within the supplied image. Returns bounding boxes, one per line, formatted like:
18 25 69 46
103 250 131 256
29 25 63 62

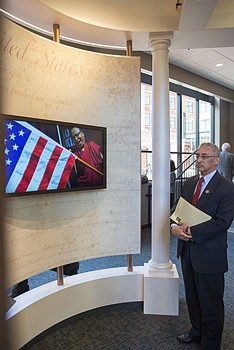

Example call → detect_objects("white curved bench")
6 264 179 350
6 267 145 349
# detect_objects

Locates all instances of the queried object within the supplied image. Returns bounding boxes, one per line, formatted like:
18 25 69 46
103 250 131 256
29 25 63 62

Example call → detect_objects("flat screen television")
2 114 107 196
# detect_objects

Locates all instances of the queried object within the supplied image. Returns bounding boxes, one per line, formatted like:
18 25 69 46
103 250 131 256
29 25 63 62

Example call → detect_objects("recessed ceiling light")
216 63 223 67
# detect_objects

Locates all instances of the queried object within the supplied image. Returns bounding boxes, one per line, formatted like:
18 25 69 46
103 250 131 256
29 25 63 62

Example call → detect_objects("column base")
144 262 179 315
147 259 174 276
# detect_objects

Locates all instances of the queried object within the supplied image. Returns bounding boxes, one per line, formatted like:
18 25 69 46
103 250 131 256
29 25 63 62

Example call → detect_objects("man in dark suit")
171 142 234 350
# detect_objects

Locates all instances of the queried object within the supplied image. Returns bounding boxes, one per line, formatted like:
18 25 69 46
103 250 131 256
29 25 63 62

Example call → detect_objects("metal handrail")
173 150 198 204
175 149 198 180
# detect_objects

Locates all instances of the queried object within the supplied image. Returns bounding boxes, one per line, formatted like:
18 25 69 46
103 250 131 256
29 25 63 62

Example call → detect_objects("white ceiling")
1 0 234 90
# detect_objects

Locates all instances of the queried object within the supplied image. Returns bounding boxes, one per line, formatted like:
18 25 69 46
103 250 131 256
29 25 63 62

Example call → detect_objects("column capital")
149 31 173 50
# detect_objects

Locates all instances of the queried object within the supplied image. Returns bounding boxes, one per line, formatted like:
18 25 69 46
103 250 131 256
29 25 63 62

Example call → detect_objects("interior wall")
229 103 234 148
219 100 231 147
1 17 141 287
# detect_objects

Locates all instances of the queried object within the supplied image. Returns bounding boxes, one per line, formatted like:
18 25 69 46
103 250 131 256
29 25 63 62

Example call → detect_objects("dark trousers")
170 193 175 208
181 243 224 350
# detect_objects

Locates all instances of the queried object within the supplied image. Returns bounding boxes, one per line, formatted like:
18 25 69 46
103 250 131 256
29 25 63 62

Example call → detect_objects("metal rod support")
126 38 133 272
127 254 133 272
52 22 64 286
126 40 133 56
57 266 64 286
53 24 60 43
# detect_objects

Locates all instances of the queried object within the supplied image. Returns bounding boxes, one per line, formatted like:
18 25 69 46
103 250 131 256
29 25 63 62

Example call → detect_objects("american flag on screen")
4 120 76 193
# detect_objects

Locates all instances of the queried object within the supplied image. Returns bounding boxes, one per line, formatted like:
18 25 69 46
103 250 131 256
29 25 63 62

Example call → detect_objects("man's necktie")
192 176 204 206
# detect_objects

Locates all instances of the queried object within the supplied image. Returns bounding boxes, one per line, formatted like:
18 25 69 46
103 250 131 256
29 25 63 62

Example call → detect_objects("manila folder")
170 197 211 226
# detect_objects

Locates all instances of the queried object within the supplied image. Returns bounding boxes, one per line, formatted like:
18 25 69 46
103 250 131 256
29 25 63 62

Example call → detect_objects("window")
145 92 151 106
141 83 152 151
185 100 193 113
182 96 196 154
199 100 212 144
145 113 151 127
141 74 214 179
170 96 176 110
186 119 193 131
170 116 176 129
201 101 209 113
200 119 210 131
169 91 178 154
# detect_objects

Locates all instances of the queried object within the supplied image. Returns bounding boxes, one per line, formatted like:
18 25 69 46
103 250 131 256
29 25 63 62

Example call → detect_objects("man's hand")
171 224 192 241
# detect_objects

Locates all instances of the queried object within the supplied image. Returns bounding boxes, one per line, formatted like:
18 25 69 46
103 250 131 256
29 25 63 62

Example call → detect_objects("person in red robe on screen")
70 127 103 187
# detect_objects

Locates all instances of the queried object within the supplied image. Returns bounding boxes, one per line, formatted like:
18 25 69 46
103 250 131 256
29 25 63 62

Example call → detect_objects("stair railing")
173 149 198 204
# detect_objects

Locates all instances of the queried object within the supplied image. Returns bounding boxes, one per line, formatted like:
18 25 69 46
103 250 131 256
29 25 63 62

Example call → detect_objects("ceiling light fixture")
216 63 223 67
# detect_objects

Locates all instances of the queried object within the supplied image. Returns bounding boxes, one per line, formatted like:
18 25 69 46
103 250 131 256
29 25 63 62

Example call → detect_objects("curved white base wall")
6 266 179 350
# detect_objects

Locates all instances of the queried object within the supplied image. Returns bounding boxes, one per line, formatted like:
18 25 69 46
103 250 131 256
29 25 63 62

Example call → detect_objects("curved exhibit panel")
0 17 141 287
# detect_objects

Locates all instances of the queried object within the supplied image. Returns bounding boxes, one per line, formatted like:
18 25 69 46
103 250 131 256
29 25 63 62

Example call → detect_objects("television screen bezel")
2 114 107 197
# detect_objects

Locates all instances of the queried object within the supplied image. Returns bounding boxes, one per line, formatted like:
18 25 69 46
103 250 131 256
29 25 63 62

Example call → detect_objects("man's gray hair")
199 142 220 156
221 142 231 152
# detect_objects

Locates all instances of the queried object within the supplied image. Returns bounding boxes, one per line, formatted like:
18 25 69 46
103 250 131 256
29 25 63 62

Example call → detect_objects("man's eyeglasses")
195 153 217 160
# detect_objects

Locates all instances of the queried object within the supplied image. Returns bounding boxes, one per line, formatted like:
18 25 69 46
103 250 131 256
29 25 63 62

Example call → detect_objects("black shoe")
63 262 79 276
10 281 29 298
177 332 200 344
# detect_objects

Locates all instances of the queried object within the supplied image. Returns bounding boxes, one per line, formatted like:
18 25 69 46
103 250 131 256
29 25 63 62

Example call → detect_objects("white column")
143 32 179 316
148 32 173 274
